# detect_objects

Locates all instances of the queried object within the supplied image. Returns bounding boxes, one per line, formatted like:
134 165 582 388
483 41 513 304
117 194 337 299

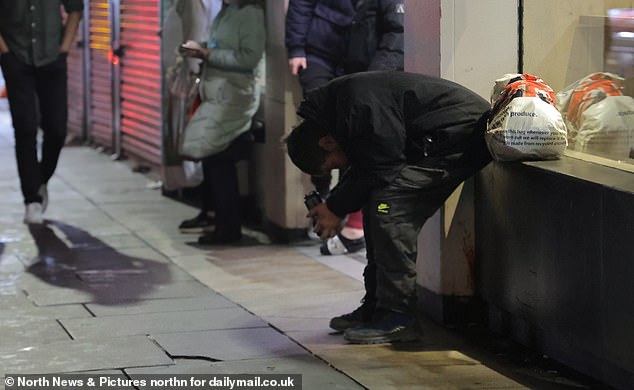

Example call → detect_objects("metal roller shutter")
88 0 114 149
66 19 85 141
119 0 162 166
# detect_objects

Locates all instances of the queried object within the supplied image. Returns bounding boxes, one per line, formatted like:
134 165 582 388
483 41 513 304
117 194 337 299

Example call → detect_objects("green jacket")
204 2 265 75
0 0 84 66
180 2 266 159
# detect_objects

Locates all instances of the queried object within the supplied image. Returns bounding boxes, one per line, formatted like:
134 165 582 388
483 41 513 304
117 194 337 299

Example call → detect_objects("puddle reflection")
26 220 171 305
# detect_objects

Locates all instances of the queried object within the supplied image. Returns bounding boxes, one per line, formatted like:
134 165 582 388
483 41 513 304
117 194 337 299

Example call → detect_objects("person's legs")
203 158 242 241
1 52 42 206
35 53 68 185
178 169 215 233
198 133 252 244
329 202 376 331
200 164 214 214
344 165 462 344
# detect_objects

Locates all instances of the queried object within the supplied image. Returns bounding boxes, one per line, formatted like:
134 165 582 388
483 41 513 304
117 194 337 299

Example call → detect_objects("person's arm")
311 98 407 238
285 0 315 74
59 11 82 53
367 0 404 71
325 94 408 217
0 34 8 53
204 6 265 71
180 0 213 73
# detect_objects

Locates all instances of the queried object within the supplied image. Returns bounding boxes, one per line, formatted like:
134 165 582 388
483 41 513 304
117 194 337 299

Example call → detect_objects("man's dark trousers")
1 52 68 204
201 131 253 238
361 128 492 315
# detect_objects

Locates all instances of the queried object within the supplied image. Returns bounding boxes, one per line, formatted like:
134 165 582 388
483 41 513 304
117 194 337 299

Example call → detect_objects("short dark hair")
285 119 329 175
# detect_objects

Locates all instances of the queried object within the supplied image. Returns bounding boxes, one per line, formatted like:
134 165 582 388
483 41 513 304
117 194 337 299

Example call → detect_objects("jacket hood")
297 83 336 132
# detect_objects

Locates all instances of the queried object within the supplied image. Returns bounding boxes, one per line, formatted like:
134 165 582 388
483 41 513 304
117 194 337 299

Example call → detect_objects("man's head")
285 119 348 175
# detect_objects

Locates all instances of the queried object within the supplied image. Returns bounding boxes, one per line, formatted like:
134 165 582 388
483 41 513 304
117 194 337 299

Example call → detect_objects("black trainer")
329 299 376 331
343 309 421 344
197 231 242 245
179 211 214 234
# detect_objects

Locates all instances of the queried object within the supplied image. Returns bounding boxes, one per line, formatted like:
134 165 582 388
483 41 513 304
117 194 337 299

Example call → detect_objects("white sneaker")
38 184 48 212
306 227 321 241
24 202 44 224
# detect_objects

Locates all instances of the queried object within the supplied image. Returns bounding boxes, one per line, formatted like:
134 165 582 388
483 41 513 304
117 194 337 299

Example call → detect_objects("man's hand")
59 11 82 54
308 203 343 240
288 57 307 76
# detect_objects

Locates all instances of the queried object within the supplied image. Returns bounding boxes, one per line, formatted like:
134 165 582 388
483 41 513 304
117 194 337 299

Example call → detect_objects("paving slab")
0 295 90 322
143 237 215 258
124 359 214 375
1 318 71 347
61 307 268 339
75 182 166 204
152 327 307 361
85 295 236 316
99 201 196 222
0 335 173 375
126 355 364 390
26 280 213 306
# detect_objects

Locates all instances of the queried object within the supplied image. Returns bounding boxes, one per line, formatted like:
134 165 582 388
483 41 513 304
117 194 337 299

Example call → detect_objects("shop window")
559 9 634 172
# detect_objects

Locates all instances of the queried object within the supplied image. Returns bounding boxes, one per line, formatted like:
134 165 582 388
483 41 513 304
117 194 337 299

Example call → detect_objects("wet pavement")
0 95 608 389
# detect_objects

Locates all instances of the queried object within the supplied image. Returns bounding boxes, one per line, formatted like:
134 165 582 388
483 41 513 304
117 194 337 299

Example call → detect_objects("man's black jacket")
297 71 491 217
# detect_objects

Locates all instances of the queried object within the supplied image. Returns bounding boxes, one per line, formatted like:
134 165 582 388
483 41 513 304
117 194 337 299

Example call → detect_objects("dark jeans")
1 51 68 204
201 132 252 237
362 128 492 314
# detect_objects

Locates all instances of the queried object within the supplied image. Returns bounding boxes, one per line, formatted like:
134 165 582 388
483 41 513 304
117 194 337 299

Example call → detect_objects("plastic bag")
161 161 203 191
556 72 634 159
162 56 203 190
182 160 203 186
486 74 567 161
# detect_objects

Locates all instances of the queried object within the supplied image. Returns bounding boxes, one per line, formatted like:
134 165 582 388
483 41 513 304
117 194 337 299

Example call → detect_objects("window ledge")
519 153 634 195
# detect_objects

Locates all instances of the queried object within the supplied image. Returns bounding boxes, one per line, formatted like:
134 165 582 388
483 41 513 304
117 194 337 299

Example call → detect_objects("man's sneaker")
38 184 48 213
23 203 44 224
343 309 421 344
320 233 365 255
179 211 214 233
329 299 375 331
197 231 241 245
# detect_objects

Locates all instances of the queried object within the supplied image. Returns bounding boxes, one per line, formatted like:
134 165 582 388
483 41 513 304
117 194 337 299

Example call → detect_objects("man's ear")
318 135 338 151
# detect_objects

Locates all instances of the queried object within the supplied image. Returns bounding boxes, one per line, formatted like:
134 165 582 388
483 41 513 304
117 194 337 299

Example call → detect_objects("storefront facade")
65 1 634 386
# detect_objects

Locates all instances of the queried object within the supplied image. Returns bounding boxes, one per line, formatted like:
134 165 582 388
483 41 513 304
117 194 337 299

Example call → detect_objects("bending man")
286 71 492 344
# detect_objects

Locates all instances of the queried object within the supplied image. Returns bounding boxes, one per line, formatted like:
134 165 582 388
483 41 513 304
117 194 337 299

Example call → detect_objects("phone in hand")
179 44 200 53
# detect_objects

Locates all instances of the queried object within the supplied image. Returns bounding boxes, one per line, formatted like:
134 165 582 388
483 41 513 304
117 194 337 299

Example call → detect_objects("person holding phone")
179 0 265 245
